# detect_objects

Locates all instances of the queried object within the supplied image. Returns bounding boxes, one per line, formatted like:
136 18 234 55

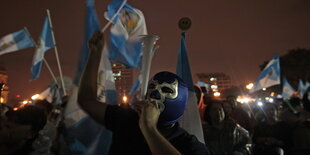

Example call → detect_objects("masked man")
78 31 209 155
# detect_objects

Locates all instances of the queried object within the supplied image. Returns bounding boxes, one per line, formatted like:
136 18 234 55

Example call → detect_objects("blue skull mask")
146 72 188 126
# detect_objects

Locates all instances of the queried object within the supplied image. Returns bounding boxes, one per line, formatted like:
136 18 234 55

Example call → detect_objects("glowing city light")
246 83 254 90
257 101 263 107
269 98 274 103
122 95 128 103
31 94 40 100
213 92 221 97
211 85 218 89
237 96 255 104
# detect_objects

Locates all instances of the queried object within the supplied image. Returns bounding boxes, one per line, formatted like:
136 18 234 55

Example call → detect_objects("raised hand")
88 31 104 54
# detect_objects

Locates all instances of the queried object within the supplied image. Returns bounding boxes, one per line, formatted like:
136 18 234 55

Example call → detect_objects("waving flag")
105 0 147 69
298 80 306 98
31 16 55 80
282 77 295 99
176 32 205 143
250 55 280 93
65 0 113 154
0 28 35 56
74 0 101 85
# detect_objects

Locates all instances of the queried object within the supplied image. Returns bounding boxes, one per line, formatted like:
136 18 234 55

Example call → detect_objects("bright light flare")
269 98 274 103
122 95 128 103
211 85 218 89
246 83 254 90
257 101 263 107
213 92 221 97
237 96 255 104
22 100 29 105
31 94 40 100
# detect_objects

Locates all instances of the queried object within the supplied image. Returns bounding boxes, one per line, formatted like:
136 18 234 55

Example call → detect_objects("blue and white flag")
250 55 281 93
74 0 101 85
65 1 113 154
298 80 305 98
282 77 295 99
105 0 147 69
31 16 55 80
176 32 205 144
0 28 35 56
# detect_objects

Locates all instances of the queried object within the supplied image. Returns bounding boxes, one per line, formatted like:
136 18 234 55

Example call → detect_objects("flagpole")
43 58 58 83
46 9 67 96
101 0 127 33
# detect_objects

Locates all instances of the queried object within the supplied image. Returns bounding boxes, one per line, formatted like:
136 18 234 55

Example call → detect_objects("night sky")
1 0 310 99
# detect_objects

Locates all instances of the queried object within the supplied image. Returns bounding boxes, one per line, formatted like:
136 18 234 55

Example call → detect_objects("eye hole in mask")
161 87 174 94
148 83 156 89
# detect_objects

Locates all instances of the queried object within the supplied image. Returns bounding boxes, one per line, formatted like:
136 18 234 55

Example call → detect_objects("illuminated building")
196 72 232 92
0 65 8 104
112 63 133 102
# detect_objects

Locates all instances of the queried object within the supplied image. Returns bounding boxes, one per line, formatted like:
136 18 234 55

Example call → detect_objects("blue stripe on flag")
40 17 54 51
74 0 100 85
13 29 36 50
66 116 112 155
31 61 43 80
176 32 194 91
105 0 135 24
108 34 143 69
105 89 118 105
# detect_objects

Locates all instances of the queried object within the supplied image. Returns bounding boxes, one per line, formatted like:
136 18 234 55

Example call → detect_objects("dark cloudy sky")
1 0 310 99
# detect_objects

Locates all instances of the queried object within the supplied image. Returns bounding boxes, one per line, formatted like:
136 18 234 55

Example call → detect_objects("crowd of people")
0 32 310 155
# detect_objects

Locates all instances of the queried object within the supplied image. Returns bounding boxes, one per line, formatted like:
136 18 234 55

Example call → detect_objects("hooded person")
77 31 209 155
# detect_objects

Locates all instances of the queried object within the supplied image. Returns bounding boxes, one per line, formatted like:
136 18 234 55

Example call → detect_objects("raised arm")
138 101 182 155
78 31 107 125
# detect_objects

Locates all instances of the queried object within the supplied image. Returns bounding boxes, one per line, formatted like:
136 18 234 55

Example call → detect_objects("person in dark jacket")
203 100 251 155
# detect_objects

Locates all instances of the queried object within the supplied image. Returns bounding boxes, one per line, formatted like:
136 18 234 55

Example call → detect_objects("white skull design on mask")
146 79 179 112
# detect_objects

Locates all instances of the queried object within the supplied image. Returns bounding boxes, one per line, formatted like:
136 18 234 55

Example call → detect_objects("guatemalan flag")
0 28 35 56
176 32 205 144
104 0 147 69
250 55 281 93
65 0 112 154
31 16 55 80
282 77 295 99
298 80 305 98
